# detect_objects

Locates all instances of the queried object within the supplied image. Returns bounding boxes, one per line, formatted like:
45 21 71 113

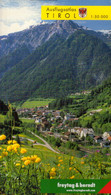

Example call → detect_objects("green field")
16 98 54 108
13 98 54 109
20 118 35 123
0 114 6 123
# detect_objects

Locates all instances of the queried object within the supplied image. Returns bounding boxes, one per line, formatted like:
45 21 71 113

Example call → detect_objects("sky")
0 0 111 36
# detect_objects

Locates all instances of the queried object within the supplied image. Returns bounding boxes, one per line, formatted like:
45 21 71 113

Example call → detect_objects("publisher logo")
79 8 87 18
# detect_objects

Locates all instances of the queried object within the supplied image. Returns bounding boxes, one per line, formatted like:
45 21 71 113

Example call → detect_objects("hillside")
0 21 111 102
0 28 111 102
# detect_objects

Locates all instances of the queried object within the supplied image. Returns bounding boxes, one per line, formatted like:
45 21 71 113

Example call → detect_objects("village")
17 106 111 149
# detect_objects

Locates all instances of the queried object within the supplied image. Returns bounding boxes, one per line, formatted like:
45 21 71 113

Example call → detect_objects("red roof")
108 136 111 141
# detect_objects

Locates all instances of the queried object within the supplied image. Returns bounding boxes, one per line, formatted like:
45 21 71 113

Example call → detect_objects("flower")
7 145 13 152
59 159 63 163
24 160 31 166
0 156 2 159
21 157 28 161
106 153 110 156
49 171 56 177
58 163 60 167
51 167 56 172
30 155 38 161
69 167 72 171
8 140 13 144
71 156 74 160
84 155 88 158
13 144 20 149
96 150 100 153
7 144 20 153
13 140 17 144
70 175 75 179
15 163 20 166
2 151 8 157
0 135 6 141
8 140 17 144
35 157 41 163
20 148 27 154
81 161 84 165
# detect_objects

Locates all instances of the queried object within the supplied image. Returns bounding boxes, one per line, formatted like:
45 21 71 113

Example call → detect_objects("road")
21 130 59 154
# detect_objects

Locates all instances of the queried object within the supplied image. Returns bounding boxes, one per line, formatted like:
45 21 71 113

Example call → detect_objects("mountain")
0 21 81 78
0 21 111 102
0 21 80 59
0 20 111 79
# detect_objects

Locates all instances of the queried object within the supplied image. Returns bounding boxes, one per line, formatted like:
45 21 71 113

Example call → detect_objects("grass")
20 118 35 123
13 98 54 109
0 114 6 123
18 133 44 144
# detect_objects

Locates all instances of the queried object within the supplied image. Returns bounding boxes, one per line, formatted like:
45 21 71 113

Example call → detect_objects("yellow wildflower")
71 156 74 160
20 148 27 154
30 155 38 161
2 151 8 157
22 165 25 168
21 157 28 161
8 140 13 144
35 157 41 163
7 145 13 152
58 156 61 159
58 163 60 167
0 147 2 150
70 175 75 179
69 167 72 171
24 160 31 166
15 163 20 166
51 167 56 172
13 144 20 149
0 135 6 141
59 159 63 163
26 156 31 160
13 140 17 144
0 156 2 159
81 161 84 165
50 171 56 177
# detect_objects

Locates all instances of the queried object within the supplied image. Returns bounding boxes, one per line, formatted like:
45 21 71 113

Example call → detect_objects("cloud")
0 6 41 35
0 20 40 35
0 6 41 22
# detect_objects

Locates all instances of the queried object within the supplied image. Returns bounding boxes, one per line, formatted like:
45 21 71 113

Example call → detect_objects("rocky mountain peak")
0 21 81 58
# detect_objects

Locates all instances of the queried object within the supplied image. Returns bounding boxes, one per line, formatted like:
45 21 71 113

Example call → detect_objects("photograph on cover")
0 0 111 194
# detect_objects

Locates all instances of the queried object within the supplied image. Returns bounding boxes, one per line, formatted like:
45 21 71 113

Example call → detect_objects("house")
35 118 41 124
94 136 103 143
100 141 110 148
32 114 37 119
108 136 111 142
103 132 111 140
89 109 102 116
64 114 75 121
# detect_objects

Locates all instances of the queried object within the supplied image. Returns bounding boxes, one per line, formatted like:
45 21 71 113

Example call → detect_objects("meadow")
13 98 54 109
0 134 111 195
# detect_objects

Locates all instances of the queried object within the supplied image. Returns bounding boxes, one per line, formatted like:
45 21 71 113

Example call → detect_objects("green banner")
41 179 110 193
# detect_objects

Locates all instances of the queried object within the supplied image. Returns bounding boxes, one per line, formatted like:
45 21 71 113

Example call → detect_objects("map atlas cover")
0 0 111 194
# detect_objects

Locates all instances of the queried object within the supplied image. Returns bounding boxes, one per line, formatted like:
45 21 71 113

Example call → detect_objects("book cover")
0 0 111 194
